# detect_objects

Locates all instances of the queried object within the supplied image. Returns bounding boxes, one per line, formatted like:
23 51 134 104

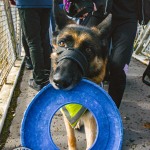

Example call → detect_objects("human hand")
9 0 16 5
93 3 97 11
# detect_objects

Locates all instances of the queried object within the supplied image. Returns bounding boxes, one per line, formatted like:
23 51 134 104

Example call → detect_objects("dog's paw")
74 120 84 130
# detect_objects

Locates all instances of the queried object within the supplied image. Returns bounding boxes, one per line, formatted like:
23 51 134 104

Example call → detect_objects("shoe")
25 56 33 70
28 79 49 91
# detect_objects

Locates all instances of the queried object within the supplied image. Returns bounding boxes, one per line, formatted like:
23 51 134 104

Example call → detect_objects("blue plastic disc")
21 79 123 150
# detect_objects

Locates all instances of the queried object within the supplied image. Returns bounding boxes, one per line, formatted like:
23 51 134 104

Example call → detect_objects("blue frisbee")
21 79 123 150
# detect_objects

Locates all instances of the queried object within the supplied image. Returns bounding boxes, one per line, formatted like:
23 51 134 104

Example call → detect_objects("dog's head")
50 0 112 90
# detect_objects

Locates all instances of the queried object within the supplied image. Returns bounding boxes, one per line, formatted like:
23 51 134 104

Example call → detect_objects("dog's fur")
50 1 112 149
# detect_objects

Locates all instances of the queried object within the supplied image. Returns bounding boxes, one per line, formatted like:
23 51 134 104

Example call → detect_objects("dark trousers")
22 32 30 57
108 21 137 107
18 8 52 85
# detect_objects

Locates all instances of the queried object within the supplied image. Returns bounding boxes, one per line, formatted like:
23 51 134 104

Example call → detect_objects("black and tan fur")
50 1 112 149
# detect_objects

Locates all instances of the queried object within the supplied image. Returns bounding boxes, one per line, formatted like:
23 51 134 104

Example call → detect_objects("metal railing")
0 1 21 88
133 21 150 64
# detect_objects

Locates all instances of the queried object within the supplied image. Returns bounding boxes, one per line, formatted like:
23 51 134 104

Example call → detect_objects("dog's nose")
53 73 72 89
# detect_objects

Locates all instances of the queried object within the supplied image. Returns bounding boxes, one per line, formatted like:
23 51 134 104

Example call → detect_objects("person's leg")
40 8 52 72
108 22 137 108
18 8 51 88
22 32 33 70
22 32 30 57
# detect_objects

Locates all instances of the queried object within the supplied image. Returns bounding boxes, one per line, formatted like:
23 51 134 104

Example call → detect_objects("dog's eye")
58 41 65 47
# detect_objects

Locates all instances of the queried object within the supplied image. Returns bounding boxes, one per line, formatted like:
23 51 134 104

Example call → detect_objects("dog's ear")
52 31 59 49
96 14 112 39
91 14 112 58
53 0 75 30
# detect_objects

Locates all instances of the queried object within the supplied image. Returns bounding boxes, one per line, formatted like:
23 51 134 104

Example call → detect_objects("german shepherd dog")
50 1 112 149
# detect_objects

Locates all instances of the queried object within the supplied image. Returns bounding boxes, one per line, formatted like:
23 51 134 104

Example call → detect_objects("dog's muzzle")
56 47 89 75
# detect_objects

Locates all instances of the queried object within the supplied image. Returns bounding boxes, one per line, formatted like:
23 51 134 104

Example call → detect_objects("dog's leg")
82 112 97 150
74 119 83 130
63 113 77 150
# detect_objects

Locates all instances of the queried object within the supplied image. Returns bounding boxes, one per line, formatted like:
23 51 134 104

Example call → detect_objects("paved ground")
2 58 150 150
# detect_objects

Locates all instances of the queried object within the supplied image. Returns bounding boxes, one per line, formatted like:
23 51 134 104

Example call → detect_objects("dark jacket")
93 0 113 16
16 0 52 8
93 0 150 25
136 0 150 25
